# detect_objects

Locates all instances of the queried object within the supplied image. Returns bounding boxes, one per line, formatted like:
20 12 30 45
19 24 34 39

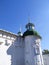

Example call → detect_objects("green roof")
23 30 42 39
17 31 21 34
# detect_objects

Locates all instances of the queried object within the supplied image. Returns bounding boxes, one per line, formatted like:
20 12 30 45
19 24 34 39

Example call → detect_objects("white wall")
13 37 25 65
24 35 44 65
43 54 49 65
0 35 45 65
0 37 15 65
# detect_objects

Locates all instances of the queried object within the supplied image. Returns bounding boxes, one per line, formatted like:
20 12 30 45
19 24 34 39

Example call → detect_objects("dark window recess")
5 40 10 46
0 42 3 45
34 46 40 55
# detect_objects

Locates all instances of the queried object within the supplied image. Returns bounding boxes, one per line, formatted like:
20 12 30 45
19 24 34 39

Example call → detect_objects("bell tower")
23 22 44 65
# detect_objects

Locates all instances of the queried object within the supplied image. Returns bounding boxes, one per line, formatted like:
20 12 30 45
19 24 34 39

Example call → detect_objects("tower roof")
26 22 35 28
23 30 41 39
23 22 41 39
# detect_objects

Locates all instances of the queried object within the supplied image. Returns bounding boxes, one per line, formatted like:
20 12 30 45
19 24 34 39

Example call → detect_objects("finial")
28 17 30 23
28 14 31 23
19 26 21 32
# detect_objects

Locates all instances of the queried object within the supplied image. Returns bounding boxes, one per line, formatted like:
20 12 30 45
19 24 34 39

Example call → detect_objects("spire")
28 16 31 23
26 17 35 30
20 27 21 32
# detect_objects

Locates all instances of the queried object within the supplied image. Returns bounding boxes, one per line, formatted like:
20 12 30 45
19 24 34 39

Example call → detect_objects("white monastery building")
0 22 47 65
43 54 49 65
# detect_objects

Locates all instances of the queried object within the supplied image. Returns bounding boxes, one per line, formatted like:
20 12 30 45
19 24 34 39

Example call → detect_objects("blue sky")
0 0 49 50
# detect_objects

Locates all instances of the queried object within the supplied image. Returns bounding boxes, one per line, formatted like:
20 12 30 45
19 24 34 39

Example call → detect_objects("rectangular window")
5 40 10 46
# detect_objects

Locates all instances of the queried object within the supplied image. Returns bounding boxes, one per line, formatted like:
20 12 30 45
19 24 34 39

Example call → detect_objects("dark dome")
26 22 35 28
23 30 41 39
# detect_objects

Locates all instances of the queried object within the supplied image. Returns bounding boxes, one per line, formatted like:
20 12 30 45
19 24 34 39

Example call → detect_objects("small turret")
17 27 22 36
